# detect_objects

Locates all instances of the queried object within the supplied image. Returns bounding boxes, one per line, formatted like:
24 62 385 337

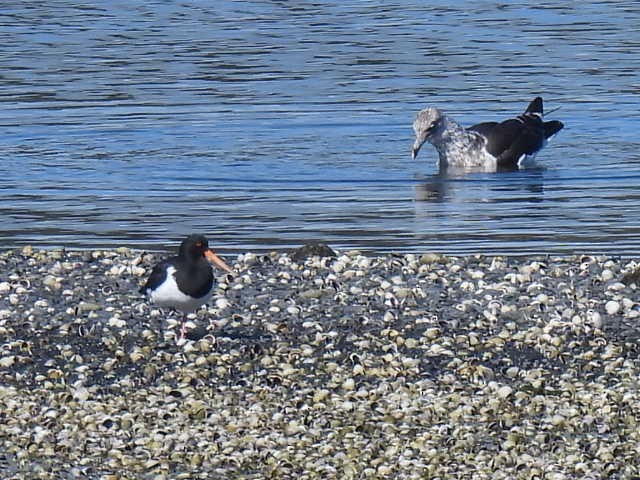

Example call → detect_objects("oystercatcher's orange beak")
204 249 233 273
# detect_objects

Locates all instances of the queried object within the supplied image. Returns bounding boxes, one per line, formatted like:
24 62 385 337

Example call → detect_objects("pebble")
496 385 513 399
77 301 102 313
299 288 326 299
601 269 614 282
587 310 603 329
0 355 15 368
605 300 620 315
420 253 445 264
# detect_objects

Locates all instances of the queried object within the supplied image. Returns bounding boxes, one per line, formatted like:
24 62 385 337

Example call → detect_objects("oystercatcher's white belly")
149 266 212 313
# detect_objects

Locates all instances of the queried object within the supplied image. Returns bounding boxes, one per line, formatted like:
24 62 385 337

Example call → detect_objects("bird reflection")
414 164 545 204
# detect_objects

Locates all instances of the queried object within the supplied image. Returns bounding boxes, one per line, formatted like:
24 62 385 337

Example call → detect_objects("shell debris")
0 247 639 478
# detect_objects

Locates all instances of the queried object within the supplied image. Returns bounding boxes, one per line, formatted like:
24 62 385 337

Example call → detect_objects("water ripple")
1 1 640 254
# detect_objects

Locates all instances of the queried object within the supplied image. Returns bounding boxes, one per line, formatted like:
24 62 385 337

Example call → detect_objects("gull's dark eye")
427 118 442 134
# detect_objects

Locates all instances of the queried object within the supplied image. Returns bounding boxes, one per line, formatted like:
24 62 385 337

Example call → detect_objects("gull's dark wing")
470 118 546 167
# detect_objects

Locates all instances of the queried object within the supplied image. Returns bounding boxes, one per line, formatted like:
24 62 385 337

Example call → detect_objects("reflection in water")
414 167 545 204
414 171 451 203
489 169 545 204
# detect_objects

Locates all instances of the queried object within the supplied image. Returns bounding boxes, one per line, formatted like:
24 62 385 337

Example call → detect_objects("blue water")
1 1 639 255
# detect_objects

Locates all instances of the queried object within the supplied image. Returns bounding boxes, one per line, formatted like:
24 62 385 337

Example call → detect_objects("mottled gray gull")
411 97 564 171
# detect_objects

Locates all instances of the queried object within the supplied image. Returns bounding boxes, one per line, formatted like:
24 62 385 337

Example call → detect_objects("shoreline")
3 243 640 260
1 246 639 478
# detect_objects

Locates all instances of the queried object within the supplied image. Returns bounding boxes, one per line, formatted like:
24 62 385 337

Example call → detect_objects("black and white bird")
411 97 564 171
140 234 232 341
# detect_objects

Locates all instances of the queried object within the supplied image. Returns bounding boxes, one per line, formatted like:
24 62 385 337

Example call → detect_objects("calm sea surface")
1 1 639 255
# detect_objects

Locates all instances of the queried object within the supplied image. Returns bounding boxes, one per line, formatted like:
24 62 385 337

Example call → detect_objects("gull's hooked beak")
204 249 233 273
412 122 437 160
412 133 427 160
411 142 422 160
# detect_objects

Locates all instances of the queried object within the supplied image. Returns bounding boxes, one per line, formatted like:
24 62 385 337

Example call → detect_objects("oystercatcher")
140 234 232 341
411 97 564 171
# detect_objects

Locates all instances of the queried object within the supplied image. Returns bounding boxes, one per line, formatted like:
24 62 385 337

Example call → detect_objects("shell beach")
1 246 640 479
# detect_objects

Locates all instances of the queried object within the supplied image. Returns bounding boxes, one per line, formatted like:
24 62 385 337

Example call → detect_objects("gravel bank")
1 246 640 479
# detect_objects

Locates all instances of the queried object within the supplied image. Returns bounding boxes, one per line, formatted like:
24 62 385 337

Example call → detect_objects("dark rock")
621 267 640 286
185 324 209 341
290 242 336 261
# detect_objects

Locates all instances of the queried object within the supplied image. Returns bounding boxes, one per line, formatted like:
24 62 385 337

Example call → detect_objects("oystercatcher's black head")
179 234 210 260
179 234 232 272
